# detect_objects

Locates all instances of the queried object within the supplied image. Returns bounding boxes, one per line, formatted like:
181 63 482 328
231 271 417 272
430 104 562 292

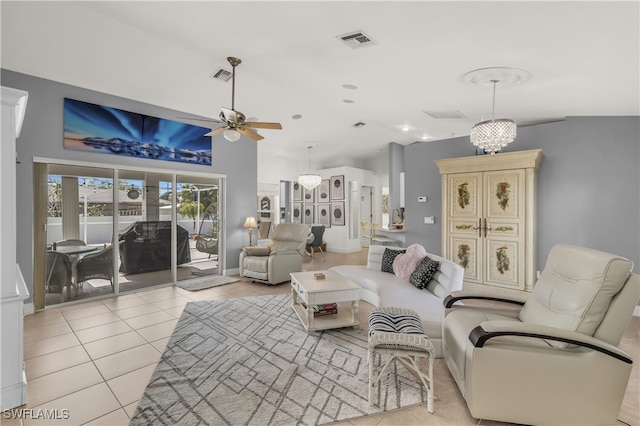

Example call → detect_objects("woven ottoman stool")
368 306 435 413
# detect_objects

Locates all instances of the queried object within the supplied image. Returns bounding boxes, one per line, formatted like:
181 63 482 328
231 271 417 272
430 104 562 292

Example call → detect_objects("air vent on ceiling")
353 122 366 128
423 110 468 119
211 68 232 82
337 31 375 49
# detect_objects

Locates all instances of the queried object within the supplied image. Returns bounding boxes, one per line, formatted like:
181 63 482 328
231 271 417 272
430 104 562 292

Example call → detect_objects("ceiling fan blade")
177 116 224 124
204 127 226 137
221 107 238 124
237 127 264 141
244 121 283 130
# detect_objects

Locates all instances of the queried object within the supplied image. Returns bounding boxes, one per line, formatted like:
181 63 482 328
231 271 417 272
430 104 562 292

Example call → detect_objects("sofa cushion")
393 244 427 280
381 248 406 274
243 246 270 256
378 279 445 341
409 257 440 289
269 240 302 253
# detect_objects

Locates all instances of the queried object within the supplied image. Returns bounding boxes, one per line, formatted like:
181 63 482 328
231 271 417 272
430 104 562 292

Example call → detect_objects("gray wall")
401 117 640 280
2 70 257 302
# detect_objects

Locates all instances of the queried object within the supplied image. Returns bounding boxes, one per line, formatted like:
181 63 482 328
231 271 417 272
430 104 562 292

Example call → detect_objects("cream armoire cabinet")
435 149 543 296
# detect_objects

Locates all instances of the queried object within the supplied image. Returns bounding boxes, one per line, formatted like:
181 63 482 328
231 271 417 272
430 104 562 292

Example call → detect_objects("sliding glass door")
35 160 223 308
44 164 114 307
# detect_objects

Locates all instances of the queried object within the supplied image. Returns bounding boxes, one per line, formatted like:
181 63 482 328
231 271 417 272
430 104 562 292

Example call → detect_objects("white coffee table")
290 270 360 333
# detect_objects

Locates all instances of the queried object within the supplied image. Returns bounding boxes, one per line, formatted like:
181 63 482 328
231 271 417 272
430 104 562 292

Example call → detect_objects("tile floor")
7 249 640 425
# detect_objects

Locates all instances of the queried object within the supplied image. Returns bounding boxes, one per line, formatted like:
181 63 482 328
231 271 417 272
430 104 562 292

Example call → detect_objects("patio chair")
76 246 113 290
46 251 76 302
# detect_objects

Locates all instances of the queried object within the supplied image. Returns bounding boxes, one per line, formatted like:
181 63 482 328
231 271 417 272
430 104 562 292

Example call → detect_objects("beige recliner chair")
442 244 639 425
239 223 310 285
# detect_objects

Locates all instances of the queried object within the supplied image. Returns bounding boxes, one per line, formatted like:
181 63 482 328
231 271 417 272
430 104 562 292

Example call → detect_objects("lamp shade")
243 216 257 228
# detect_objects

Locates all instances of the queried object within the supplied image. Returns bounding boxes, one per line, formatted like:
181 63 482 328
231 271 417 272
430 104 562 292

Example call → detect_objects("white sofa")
330 245 464 357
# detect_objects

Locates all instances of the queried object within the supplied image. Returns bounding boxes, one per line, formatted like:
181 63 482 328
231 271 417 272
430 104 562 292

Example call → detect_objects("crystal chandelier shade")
298 174 322 191
470 78 517 154
298 146 321 190
470 118 517 154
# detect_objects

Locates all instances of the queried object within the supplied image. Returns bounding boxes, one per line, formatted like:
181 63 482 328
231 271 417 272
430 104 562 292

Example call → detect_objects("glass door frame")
34 156 226 309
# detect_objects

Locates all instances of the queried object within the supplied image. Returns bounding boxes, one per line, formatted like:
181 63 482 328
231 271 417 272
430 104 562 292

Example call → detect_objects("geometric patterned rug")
129 294 428 425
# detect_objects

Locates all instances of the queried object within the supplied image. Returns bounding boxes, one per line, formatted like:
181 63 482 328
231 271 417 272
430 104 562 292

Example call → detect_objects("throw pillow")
381 248 406 274
393 244 428 280
410 256 440 289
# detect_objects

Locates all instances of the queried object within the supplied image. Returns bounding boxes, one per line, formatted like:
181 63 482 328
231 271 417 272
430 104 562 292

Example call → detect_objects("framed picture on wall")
316 179 330 203
303 204 314 224
316 204 330 228
330 175 344 200
293 182 302 201
331 201 345 226
292 202 302 223
303 187 314 203
258 195 272 218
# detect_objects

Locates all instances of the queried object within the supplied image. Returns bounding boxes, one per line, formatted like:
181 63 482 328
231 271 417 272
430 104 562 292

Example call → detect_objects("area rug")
129 294 428 425
176 275 239 291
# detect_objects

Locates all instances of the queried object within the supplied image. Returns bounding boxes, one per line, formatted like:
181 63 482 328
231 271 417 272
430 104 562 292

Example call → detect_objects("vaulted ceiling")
2 1 638 165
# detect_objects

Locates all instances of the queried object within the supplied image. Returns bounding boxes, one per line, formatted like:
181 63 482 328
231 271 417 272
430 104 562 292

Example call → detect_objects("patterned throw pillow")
409 256 441 289
381 248 406 274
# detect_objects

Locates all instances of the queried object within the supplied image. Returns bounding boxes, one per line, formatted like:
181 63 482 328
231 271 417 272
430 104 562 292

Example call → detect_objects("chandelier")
470 79 516 154
298 146 321 191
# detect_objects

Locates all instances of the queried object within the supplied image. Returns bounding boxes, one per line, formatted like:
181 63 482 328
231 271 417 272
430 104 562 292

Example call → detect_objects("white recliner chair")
442 244 640 425
239 223 310 285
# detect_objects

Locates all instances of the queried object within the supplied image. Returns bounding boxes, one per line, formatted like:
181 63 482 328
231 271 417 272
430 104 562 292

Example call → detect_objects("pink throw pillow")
393 244 427 280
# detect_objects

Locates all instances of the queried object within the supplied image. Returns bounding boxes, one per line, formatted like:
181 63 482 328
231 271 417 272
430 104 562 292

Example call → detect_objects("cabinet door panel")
484 239 523 289
450 237 481 283
449 173 481 218
448 173 482 283
484 170 525 220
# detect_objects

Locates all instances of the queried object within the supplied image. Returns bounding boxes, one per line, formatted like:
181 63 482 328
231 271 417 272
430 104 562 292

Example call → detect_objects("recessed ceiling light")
421 134 430 140
342 99 355 104
342 84 358 90
401 126 410 132
292 114 302 120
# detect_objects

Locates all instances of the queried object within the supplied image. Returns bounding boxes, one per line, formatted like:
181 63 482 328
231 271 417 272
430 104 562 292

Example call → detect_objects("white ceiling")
2 1 638 165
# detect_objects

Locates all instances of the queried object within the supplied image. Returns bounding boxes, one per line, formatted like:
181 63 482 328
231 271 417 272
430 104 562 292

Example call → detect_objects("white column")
1 86 30 410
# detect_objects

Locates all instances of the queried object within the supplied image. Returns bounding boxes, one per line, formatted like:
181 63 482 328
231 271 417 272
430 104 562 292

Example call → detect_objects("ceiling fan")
185 56 282 141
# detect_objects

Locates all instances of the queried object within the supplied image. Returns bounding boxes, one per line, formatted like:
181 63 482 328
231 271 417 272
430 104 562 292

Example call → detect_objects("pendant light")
465 67 530 155
298 146 321 191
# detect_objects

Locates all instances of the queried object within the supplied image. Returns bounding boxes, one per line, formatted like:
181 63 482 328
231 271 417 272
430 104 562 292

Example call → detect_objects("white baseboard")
225 267 239 276
24 302 34 316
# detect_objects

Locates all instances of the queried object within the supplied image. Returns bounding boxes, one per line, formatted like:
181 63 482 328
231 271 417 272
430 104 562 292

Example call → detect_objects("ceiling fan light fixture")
223 128 241 142
298 146 321 191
